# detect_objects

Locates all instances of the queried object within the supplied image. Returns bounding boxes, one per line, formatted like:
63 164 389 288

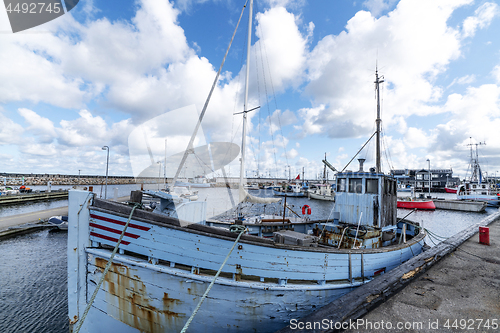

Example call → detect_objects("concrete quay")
276 211 500 333
0 191 68 205
433 198 487 212
0 195 130 239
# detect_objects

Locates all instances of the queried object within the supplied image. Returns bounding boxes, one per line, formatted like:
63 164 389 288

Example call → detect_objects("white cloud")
492 65 500 84
404 127 431 149
18 108 57 143
363 0 398 16
254 6 308 90
301 0 469 141
462 2 499 38
0 0 498 176
266 109 298 134
294 105 325 137
19 141 58 156
287 148 299 159
0 111 24 145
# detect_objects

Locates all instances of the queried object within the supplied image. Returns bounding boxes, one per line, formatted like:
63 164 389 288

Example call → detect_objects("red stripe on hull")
90 232 131 245
397 200 436 210
89 222 141 239
90 213 151 231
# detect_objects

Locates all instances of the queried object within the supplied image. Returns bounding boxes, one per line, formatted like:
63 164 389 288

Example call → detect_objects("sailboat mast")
375 69 384 173
239 0 253 191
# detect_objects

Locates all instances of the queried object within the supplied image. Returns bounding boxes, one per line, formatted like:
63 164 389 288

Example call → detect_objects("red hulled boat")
397 198 436 210
444 186 457 193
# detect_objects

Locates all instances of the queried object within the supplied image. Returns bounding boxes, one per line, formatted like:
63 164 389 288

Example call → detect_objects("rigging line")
381 125 394 172
172 0 248 187
252 27 262 178
379 82 393 172
341 131 377 172
257 12 288 169
254 11 279 174
259 23 278 175
191 152 214 174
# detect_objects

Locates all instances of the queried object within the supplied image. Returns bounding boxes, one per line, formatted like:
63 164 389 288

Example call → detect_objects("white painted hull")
68 191 426 333
457 194 500 206
309 192 335 201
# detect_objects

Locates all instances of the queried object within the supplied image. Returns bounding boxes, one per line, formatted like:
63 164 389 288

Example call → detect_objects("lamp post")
426 159 431 197
157 161 161 191
102 146 109 199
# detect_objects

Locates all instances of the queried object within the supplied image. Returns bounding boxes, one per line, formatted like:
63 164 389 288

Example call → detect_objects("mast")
239 0 253 193
374 68 384 173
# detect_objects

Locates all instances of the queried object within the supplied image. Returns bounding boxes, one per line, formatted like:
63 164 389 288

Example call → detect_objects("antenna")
374 67 384 173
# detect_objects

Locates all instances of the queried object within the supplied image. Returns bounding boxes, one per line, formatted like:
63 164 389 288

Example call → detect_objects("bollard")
479 226 489 245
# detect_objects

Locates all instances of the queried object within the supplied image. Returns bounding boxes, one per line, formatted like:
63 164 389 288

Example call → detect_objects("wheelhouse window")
337 178 346 192
384 179 397 194
366 179 378 194
349 178 363 193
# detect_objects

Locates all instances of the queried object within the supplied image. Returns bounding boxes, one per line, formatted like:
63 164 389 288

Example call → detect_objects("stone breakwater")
1 174 138 186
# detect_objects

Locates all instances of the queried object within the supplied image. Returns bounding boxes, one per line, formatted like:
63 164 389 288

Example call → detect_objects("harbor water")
0 186 498 333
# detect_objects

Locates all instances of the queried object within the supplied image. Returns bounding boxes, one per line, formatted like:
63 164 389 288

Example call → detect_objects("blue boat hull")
68 191 425 332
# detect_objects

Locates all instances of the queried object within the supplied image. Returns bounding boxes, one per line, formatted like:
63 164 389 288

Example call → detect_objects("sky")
0 0 499 182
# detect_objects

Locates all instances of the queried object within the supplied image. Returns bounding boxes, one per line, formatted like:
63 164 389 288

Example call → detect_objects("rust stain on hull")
93 257 186 333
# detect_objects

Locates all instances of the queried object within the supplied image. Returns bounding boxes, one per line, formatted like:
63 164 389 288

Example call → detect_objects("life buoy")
302 205 311 215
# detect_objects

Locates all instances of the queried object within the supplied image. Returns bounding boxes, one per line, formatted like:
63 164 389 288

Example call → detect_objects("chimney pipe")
358 158 366 172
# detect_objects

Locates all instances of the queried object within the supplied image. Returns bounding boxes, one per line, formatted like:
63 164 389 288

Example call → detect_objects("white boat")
175 177 211 188
457 181 499 206
171 186 199 201
244 183 259 190
397 183 413 192
308 183 335 201
273 183 306 197
66 3 426 332
48 215 68 230
456 140 500 206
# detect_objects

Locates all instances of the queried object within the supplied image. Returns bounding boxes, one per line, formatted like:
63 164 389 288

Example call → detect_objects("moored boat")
308 183 335 201
48 215 68 230
273 183 306 197
444 185 457 193
456 139 500 207
397 197 436 210
67 70 426 333
66 3 426 332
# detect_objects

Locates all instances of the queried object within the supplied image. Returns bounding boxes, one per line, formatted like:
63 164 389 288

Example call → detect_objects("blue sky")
0 0 499 181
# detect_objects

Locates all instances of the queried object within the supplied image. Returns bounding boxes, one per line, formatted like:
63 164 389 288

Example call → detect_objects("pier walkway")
0 195 129 238
277 211 500 333
0 206 69 231
342 215 500 333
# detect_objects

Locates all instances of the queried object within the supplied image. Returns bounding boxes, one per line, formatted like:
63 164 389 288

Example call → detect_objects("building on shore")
391 169 460 192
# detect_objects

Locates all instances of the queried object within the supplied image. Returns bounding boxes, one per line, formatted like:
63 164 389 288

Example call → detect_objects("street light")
157 161 161 191
102 146 109 199
426 159 431 197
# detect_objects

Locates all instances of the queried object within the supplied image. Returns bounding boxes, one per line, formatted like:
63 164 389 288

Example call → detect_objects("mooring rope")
180 224 247 333
74 203 141 333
